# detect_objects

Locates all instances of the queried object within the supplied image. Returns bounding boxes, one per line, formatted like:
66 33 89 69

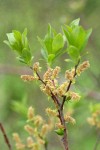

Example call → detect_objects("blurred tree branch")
0 122 12 150
0 64 32 75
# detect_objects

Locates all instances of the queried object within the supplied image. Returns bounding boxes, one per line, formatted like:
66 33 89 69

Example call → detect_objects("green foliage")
4 19 92 66
11 96 28 119
55 128 64 136
37 19 92 66
38 24 65 66
4 28 33 66
63 18 92 63
89 103 100 112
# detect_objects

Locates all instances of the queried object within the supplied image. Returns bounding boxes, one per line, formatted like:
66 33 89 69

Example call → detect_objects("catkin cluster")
87 110 100 128
13 106 53 150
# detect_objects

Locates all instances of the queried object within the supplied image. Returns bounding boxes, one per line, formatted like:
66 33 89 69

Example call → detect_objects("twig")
61 59 80 110
58 60 80 150
0 122 12 150
93 132 100 150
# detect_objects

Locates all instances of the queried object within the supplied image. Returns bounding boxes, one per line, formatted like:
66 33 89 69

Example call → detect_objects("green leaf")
38 36 48 60
5 29 32 65
22 48 32 63
52 33 64 52
4 40 12 48
79 28 92 52
22 28 30 51
90 103 100 112
67 45 80 62
48 54 55 65
63 19 92 54
11 101 27 116
55 128 64 136
6 33 16 45
41 48 48 60
13 30 22 42
17 56 26 64
70 18 80 27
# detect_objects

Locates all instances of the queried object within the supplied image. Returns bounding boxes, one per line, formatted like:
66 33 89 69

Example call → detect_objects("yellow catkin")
33 62 40 72
55 123 65 129
65 69 75 81
68 91 80 101
24 125 34 135
46 108 57 116
31 143 39 150
52 66 61 79
64 115 76 125
77 61 90 75
87 118 96 126
37 137 45 145
21 75 37 82
27 137 34 148
16 143 25 150
43 68 53 81
13 133 21 143
40 124 49 136
34 115 43 126
27 106 34 120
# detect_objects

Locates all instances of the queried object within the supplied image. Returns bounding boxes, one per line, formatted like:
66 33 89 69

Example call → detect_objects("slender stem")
0 122 12 150
93 132 100 150
61 60 80 110
58 109 69 150
58 60 80 150
44 141 48 150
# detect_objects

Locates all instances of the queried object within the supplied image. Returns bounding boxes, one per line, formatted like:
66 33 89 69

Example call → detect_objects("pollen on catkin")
27 106 34 121
40 124 49 136
13 133 22 143
34 115 43 126
33 62 40 72
21 75 36 82
55 122 65 129
68 91 81 101
24 125 34 135
51 66 61 79
46 108 57 116
64 115 76 125
65 68 75 81
77 61 90 75
27 137 34 148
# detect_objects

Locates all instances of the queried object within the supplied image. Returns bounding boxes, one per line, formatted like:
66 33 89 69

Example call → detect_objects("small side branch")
93 132 100 150
61 60 80 110
0 122 12 150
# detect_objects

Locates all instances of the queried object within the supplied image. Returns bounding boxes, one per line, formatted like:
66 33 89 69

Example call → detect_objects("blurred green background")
0 0 100 150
